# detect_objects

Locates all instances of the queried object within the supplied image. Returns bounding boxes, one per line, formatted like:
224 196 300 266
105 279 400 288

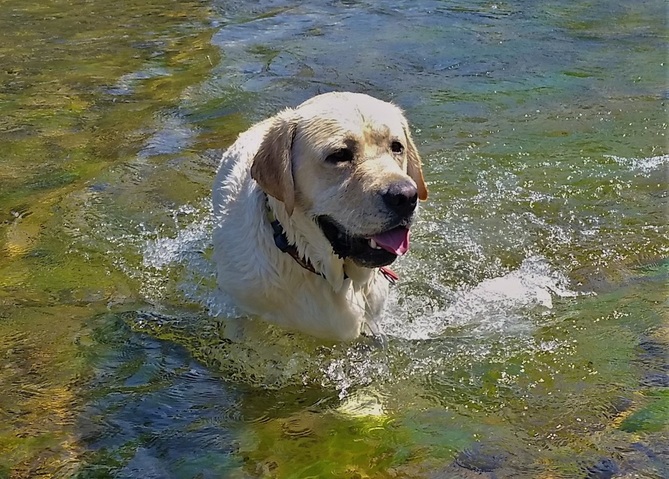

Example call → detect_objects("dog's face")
251 92 428 268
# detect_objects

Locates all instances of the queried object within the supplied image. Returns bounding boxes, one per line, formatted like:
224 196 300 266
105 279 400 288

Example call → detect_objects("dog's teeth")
369 238 378 249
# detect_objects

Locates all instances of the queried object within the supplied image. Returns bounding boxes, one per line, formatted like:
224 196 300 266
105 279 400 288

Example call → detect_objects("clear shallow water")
0 0 667 478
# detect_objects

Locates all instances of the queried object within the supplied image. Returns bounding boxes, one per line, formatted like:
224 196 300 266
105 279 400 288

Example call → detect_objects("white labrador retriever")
212 92 427 341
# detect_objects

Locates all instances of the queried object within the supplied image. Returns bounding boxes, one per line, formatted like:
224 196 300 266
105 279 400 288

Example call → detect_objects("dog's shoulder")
213 119 274 213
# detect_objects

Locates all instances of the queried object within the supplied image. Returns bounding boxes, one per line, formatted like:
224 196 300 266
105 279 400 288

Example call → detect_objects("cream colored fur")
212 92 426 341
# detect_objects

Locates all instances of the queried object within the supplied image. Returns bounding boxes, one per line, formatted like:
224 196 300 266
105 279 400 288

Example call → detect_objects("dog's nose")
382 181 418 217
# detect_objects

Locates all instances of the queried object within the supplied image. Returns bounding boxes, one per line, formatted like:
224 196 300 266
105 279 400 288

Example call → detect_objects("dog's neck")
264 195 378 292
266 204 321 277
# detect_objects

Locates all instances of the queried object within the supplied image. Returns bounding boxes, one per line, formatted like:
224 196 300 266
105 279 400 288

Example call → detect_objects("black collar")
269 212 322 277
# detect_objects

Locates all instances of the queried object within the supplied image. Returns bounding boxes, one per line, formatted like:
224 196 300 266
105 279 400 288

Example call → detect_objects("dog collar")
264 196 398 284
267 208 322 277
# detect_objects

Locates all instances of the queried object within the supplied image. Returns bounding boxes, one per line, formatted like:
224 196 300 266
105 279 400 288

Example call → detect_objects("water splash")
384 256 577 340
126 200 584 397
138 201 577 340
140 202 238 317
605 154 668 173
142 210 211 270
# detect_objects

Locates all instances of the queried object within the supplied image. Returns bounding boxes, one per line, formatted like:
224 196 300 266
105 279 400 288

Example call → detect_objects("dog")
212 92 427 341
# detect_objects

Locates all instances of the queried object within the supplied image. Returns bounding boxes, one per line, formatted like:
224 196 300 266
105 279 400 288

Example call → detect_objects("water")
1 0 667 477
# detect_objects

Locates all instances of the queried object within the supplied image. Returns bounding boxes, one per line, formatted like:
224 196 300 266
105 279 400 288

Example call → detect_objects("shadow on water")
0 0 667 477
72 313 245 478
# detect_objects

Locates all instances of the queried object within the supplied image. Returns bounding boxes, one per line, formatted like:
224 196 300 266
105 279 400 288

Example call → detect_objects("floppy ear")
250 116 297 215
403 125 428 201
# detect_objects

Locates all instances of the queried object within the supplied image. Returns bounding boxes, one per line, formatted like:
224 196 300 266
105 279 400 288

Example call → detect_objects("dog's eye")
391 141 404 154
325 148 354 163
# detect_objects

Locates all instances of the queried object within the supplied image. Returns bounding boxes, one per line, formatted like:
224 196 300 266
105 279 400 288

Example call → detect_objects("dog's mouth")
317 216 411 268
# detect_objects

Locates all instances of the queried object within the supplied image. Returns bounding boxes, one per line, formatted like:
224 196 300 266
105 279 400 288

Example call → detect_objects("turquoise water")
0 1 667 477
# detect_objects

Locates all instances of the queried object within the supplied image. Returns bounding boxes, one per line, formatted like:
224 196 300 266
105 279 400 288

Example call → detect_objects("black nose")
382 181 418 218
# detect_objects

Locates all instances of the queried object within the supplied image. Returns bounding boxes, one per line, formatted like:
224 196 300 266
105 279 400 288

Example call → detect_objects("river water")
0 0 667 477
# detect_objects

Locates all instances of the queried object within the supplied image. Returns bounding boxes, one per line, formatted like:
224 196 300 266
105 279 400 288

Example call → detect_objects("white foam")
142 219 210 270
605 154 668 173
384 256 577 340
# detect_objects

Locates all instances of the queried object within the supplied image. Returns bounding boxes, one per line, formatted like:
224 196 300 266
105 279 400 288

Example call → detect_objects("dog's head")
251 92 428 268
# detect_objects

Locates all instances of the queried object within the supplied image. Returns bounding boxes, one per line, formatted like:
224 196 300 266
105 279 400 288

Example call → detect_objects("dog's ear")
403 125 428 201
251 115 297 215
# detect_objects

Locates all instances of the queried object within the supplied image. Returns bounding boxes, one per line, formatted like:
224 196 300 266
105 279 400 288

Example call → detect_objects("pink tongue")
372 227 410 256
